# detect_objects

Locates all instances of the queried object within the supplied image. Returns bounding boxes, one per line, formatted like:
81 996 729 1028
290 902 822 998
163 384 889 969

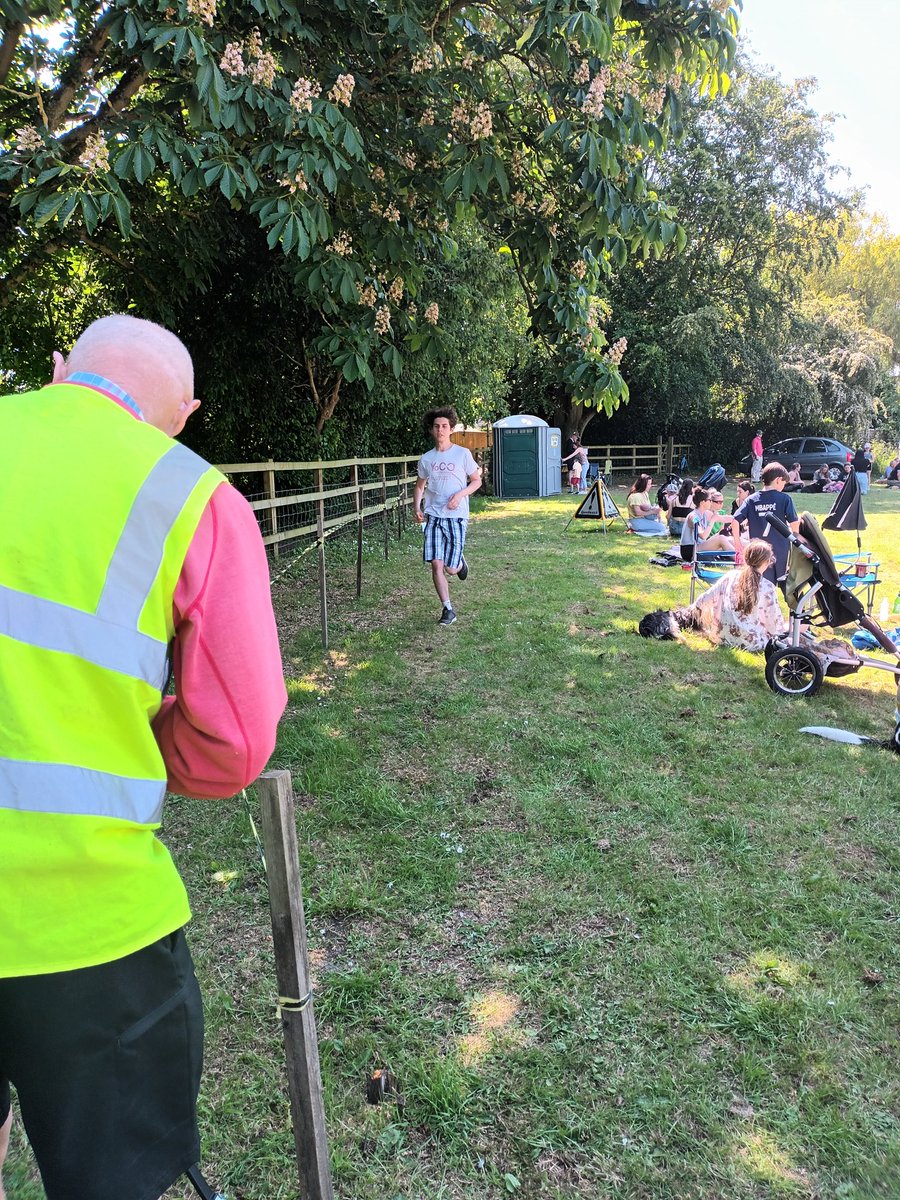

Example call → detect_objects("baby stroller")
656 471 682 510
763 512 900 750
696 463 726 491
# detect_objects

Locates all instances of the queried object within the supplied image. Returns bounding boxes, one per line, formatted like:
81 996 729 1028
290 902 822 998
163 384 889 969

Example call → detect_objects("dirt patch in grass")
572 910 633 944
467 769 500 804
820 831 885 878
647 837 697 877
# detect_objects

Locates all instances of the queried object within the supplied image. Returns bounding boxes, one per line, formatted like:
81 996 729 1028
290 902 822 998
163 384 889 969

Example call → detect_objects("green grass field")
7 482 900 1200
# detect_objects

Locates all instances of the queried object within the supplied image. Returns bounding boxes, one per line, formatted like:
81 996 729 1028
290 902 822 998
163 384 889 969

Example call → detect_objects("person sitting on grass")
802 462 831 493
708 487 730 534
730 478 754 516
625 474 667 534
784 463 804 492
679 486 735 562
822 464 849 493
688 539 787 651
666 477 695 537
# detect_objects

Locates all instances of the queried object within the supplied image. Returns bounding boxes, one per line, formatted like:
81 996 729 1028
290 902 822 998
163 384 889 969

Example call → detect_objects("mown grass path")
8 488 900 1200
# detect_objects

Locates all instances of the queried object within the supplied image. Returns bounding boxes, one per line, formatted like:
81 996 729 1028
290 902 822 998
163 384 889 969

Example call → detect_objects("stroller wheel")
763 637 782 662
765 646 824 698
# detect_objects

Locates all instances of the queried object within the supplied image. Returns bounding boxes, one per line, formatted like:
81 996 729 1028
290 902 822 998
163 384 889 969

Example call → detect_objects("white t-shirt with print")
417 444 478 518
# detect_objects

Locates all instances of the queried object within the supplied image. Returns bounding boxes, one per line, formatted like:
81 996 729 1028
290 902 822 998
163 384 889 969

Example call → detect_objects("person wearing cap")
851 442 873 494
750 429 764 483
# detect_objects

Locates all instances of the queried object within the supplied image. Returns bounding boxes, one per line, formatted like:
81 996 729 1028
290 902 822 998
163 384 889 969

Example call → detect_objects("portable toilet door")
538 427 562 496
493 414 547 498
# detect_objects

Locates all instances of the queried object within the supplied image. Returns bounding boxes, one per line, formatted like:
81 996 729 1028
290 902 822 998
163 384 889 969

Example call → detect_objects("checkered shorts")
423 516 467 569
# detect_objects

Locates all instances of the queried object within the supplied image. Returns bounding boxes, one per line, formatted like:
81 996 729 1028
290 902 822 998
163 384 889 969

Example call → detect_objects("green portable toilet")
492 415 562 498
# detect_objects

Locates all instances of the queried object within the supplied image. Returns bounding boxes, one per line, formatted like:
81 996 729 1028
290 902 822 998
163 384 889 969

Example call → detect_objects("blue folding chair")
833 552 880 616
689 549 736 603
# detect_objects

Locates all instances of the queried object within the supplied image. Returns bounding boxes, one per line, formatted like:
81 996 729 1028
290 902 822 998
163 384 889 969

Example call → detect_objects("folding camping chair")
833 552 881 615
688 549 736 603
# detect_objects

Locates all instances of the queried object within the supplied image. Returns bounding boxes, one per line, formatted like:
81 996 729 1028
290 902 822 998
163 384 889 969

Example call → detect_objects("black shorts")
0 928 203 1200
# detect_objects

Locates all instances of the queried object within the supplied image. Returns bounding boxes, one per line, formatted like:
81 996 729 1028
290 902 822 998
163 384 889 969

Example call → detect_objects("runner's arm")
447 463 482 510
413 475 426 521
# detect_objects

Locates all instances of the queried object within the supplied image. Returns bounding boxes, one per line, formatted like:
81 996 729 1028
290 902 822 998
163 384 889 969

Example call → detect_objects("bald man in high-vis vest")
0 316 287 1200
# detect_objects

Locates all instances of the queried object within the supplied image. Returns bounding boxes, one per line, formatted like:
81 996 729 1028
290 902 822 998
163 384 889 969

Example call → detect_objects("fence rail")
217 455 419 550
217 455 419 648
219 441 691 647
582 438 690 476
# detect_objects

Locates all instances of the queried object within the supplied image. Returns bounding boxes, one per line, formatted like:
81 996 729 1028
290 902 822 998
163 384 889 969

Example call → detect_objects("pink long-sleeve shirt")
152 481 288 798
68 377 287 798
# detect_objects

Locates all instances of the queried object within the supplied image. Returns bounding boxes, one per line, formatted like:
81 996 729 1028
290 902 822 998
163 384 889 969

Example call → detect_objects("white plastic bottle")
879 597 890 623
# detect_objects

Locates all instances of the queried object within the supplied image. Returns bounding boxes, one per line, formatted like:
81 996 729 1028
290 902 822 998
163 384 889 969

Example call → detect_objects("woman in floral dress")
691 539 787 652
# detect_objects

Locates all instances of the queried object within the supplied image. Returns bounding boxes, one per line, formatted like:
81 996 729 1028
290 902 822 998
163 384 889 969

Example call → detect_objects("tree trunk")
0 22 23 89
552 396 595 445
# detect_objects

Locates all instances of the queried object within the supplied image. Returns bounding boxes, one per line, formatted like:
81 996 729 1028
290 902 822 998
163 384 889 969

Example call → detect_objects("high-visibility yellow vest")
0 383 225 976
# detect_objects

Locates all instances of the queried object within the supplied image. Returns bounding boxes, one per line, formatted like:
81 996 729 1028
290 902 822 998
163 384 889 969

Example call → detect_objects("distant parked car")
739 436 853 480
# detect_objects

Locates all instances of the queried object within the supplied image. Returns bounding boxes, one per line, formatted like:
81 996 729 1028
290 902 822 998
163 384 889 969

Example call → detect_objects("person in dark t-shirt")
851 443 873 494
728 462 800 584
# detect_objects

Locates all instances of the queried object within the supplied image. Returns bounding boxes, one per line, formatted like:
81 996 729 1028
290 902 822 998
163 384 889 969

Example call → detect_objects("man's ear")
170 397 201 437
51 351 67 383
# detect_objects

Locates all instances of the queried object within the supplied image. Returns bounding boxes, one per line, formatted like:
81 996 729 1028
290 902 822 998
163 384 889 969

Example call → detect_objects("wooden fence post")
379 462 388 560
351 462 362 598
315 467 328 650
656 437 663 474
258 771 334 1200
265 461 279 558
667 436 675 474
395 465 403 541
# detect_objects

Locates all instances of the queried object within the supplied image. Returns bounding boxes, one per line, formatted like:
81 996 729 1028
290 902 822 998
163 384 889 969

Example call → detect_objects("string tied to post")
276 989 313 1019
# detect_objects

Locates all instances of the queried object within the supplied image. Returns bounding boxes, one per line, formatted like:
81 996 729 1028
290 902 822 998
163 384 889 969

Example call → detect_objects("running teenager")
413 407 482 626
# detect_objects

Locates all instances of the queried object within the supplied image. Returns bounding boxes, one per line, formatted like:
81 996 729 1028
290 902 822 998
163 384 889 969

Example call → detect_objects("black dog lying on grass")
638 608 700 640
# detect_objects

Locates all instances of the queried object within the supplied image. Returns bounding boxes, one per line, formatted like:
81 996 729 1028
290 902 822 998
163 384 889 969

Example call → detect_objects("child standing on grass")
728 462 800 586
413 407 482 627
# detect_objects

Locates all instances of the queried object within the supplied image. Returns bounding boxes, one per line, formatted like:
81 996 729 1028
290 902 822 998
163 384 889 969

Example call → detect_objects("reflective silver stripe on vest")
0 443 211 688
0 758 166 824
0 586 170 690
97 442 211 627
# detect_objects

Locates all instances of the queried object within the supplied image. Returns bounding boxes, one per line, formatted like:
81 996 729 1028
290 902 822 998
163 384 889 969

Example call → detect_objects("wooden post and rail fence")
448 429 689 477
217 439 689 649
216 455 420 651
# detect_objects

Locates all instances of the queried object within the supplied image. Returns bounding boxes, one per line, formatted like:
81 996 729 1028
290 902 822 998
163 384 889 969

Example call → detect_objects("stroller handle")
766 514 795 540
